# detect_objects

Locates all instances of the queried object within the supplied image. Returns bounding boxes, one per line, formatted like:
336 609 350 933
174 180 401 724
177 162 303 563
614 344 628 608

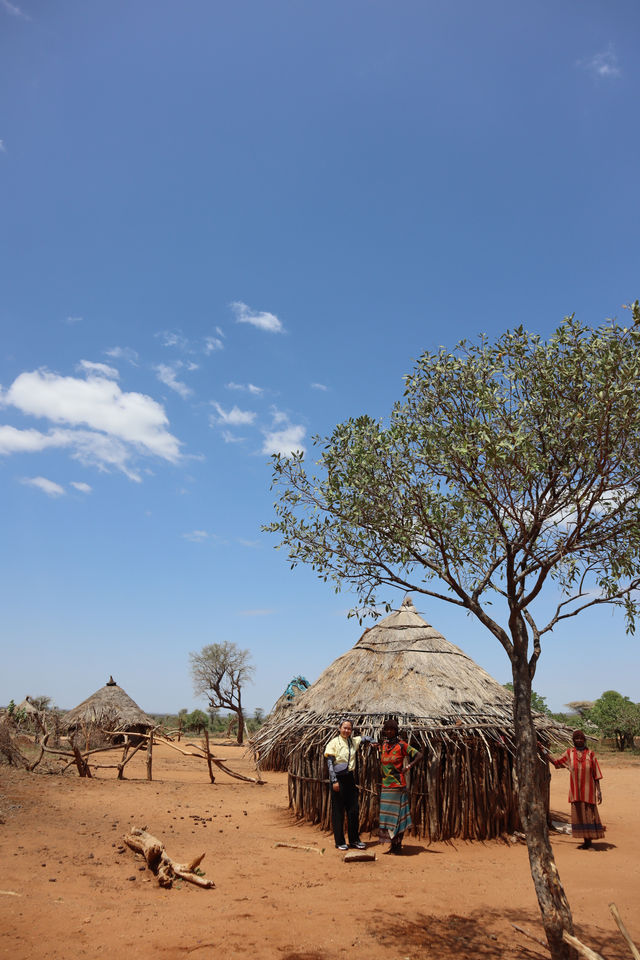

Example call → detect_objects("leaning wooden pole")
146 731 153 781
203 729 215 783
117 737 130 780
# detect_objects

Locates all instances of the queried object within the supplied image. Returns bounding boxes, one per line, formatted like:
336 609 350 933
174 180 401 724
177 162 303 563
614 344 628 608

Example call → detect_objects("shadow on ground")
369 908 633 960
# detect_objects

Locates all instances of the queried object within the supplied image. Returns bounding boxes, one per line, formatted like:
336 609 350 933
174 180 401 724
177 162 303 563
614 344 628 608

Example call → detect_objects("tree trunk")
236 710 244 745
511 640 575 960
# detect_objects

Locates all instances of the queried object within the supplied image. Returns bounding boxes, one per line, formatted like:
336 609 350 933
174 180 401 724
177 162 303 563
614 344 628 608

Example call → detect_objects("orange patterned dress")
550 747 605 840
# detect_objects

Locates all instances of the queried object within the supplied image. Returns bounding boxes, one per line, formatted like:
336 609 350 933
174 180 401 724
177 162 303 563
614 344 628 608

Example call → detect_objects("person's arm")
539 744 568 768
326 755 341 792
592 753 603 804
406 743 424 770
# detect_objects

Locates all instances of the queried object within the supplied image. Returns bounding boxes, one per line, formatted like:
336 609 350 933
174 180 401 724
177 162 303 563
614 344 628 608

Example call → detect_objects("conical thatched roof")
60 677 153 734
16 697 39 716
285 596 515 726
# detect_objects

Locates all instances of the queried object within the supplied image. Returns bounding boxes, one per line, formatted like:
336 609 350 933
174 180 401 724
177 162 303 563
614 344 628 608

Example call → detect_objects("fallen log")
123 827 214 889
343 849 376 863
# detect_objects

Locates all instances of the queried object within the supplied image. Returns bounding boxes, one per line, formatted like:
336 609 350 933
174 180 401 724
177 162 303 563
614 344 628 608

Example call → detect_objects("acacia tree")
265 305 640 960
190 642 254 744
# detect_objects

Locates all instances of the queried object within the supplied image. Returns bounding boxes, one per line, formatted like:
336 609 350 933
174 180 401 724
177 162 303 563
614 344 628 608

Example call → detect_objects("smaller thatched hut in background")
16 696 39 717
61 677 153 746
252 596 561 842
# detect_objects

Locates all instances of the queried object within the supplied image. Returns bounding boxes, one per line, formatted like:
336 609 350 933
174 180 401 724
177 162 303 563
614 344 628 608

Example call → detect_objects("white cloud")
260 406 306 456
230 301 284 334
222 430 245 444
578 44 621 79
21 476 65 497
1 0 31 20
311 382 328 391
105 346 139 366
155 363 192 399
262 423 306 457
64 316 83 325
0 140 6 154
211 402 256 426
204 336 224 354
226 382 263 396
78 360 119 379
70 481 92 493
238 608 275 617
270 407 289 425
158 330 189 350
1 367 181 479
159 328 226 356
237 538 260 548
182 530 210 542
0 425 71 455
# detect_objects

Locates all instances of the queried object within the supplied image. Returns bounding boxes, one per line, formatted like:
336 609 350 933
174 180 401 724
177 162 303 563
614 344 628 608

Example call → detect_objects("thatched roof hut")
16 697 39 716
252 596 558 841
61 677 153 742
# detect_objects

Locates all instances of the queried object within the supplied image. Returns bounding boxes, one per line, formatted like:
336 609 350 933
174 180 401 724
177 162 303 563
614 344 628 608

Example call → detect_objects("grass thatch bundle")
61 677 153 747
252 596 559 841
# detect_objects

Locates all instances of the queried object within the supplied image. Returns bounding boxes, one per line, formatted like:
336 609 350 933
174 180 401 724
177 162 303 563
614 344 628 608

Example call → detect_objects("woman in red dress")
547 729 605 849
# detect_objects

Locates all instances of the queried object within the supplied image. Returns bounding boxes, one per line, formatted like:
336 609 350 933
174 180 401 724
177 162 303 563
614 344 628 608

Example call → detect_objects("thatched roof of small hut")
252 596 561 841
16 697 39 716
60 677 153 735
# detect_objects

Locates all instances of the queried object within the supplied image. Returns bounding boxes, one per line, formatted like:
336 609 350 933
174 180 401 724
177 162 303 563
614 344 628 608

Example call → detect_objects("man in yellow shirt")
324 719 372 851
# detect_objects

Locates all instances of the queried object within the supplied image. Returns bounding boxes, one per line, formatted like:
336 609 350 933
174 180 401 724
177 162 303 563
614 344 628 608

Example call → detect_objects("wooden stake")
117 738 130 780
146 731 153 781
562 930 604 960
203 729 215 783
274 842 323 854
609 903 640 960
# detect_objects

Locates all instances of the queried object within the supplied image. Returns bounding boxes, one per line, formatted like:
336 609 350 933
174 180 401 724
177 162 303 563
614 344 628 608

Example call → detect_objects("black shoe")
350 841 366 850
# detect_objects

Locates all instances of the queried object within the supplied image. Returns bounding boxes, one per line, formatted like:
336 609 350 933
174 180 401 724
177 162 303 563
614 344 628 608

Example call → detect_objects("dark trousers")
331 772 360 846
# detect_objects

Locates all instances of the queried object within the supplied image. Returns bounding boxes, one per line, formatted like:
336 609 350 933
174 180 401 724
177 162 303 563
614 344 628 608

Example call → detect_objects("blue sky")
1 0 639 716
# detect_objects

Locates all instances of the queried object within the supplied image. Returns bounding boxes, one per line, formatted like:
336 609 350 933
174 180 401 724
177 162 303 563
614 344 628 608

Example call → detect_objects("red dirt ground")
1 742 638 960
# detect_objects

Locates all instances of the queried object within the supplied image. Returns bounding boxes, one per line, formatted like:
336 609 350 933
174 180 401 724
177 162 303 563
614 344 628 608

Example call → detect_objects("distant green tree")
503 682 552 716
589 690 640 750
182 709 210 734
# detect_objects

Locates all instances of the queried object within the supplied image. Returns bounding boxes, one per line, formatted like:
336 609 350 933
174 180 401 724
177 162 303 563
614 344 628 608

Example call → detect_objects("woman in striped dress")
548 729 605 849
378 719 423 854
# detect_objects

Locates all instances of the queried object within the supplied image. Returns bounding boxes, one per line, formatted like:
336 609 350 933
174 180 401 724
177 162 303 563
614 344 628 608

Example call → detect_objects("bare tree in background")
190 642 254 744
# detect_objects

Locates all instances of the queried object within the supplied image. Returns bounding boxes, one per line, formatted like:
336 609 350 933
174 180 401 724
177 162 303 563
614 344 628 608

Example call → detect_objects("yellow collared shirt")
324 734 363 772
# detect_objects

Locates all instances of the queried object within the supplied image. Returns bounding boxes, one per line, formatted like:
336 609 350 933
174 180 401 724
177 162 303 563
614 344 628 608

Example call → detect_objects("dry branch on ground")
123 827 214 889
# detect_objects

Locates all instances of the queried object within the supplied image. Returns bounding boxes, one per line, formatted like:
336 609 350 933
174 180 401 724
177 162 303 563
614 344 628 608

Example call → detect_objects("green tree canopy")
182 709 210 734
503 682 552 716
265 304 640 960
589 690 640 750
